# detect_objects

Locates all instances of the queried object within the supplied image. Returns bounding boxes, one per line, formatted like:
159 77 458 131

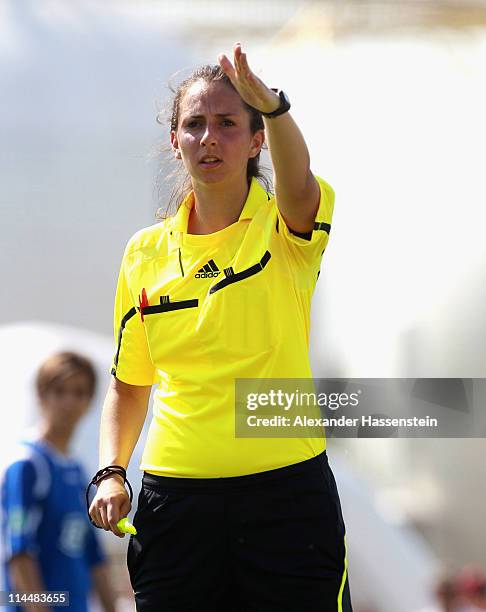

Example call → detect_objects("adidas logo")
195 259 220 278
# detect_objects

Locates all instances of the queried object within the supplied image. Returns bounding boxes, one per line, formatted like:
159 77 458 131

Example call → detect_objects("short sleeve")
1 460 44 560
275 175 335 267
110 244 157 386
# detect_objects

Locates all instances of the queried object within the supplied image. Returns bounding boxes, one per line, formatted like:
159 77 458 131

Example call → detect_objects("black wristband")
260 89 291 118
85 465 133 529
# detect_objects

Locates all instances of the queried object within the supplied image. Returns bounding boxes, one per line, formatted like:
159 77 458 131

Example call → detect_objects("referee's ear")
170 130 182 160
249 128 265 159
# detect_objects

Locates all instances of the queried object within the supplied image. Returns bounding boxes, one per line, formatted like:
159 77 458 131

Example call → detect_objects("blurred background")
1 0 486 610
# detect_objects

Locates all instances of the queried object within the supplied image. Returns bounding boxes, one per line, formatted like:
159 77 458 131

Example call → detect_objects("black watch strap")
260 89 291 118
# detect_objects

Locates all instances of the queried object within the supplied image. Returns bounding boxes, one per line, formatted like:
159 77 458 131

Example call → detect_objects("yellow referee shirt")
111 175 334 477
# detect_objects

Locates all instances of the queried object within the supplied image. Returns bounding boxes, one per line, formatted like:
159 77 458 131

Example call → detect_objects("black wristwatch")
260 88 291 118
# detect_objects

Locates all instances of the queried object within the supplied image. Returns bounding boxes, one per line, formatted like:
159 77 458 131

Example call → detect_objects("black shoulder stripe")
121 306 137 327
112 306 137 372
289 227 312 241
209 251 271 294
285 222 331 241
314 221 331 234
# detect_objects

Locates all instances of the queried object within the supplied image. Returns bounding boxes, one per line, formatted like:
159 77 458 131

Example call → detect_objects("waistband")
142 451 327 492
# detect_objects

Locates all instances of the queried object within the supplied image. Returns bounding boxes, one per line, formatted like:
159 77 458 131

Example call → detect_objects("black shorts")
127 451 352 612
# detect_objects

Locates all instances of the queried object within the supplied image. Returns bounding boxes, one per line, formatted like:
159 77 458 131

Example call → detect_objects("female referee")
88 43 353 612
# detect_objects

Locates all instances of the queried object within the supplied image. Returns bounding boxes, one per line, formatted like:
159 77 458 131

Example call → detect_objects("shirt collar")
170 177 269 233
239 177 270 220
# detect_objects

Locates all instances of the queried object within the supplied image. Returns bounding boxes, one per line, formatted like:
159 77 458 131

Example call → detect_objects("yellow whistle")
116 517 137 535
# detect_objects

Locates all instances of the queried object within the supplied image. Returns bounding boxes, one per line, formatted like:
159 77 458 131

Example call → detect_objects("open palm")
218 43 279 115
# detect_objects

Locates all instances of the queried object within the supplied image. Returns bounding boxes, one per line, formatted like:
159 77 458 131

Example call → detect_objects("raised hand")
218 42 280 115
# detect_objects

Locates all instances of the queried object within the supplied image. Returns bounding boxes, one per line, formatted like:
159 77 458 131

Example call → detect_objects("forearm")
263 111 313 193
218 44 319 229
260 91 320 231
9 553 51 611
99 377 151 470
91 563 117 612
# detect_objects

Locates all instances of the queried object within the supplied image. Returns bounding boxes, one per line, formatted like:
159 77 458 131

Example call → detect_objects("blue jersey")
1 439 106 612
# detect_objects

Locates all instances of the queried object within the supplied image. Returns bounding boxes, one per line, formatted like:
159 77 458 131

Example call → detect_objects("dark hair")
154 64 272 219
36 351 97 401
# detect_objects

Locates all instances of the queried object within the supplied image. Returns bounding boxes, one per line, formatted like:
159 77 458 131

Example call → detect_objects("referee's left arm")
218 43 320 235
263 110 321 235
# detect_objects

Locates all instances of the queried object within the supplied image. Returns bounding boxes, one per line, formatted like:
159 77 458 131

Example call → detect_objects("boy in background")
1 351 116 612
